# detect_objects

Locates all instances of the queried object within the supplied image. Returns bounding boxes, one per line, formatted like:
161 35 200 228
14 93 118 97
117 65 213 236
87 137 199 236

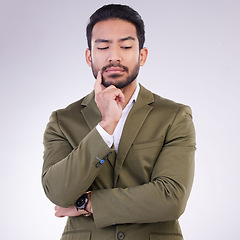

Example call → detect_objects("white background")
1 0 240 239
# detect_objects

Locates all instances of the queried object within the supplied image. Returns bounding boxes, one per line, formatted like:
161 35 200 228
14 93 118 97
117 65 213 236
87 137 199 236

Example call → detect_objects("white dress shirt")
96 84 140 153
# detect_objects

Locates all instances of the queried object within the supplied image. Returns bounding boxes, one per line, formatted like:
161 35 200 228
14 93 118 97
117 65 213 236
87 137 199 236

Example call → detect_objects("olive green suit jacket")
42 84 196 240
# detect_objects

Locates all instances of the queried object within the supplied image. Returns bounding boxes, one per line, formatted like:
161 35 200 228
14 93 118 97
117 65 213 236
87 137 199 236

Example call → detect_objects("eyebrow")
95 36 136 43
119 36 136 42
95 39 110 43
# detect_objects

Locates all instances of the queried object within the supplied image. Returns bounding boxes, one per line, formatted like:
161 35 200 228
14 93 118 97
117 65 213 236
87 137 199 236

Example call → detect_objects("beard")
91 61 140 89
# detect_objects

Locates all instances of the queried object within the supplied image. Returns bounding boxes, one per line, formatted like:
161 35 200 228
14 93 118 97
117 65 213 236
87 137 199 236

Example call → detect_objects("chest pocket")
124 139 164 184
133 138 164 150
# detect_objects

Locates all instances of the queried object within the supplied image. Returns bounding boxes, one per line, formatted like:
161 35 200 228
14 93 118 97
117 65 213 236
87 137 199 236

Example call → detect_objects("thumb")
94 71 103 94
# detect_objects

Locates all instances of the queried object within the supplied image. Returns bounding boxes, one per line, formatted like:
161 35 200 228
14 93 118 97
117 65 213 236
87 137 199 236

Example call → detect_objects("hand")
55 192 92 218
94 71 125 135
54 205 89 218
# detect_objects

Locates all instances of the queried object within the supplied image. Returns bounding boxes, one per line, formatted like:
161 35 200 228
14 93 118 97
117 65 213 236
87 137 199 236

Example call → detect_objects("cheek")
91 53 105 67
127 53 140 68
130 50 140 62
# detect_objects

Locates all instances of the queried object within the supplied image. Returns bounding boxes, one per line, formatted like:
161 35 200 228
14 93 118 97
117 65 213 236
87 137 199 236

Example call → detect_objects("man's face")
86 19 146 89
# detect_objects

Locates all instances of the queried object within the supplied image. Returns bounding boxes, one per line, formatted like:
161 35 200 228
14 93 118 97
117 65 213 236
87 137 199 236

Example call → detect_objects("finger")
55 213 64 218
103 87 125 104
113 89 125 104
94 71 103 94
82 212 91 217
117 91 125 103
54 206 65 218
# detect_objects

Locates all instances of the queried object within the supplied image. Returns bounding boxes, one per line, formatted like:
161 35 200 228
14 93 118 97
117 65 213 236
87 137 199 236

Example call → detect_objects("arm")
42 113 112 208
42 71 123 208
54 106 196 227
91 105 195 228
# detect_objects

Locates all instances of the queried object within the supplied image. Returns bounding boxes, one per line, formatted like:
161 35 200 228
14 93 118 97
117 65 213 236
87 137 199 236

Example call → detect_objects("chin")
102 76 123 88
103 79 134 89
101 72 138 89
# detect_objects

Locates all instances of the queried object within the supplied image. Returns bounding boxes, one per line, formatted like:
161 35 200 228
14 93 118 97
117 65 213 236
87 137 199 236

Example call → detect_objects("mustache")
102 63 129 73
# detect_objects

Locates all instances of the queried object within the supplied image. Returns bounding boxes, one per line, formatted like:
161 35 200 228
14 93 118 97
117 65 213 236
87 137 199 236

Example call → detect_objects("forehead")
91 19 138 42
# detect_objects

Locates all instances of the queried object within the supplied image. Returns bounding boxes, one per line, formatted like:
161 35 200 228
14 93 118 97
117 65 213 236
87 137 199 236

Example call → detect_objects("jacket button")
117 232 125 240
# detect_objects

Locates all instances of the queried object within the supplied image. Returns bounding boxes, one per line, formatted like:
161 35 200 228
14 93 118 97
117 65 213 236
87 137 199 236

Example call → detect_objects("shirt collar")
129 83 140 104
132 83 140 102
123 83 140 111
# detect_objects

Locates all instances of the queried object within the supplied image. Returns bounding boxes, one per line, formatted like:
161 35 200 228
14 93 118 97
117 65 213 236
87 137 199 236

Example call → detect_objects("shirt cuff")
96 124 113 148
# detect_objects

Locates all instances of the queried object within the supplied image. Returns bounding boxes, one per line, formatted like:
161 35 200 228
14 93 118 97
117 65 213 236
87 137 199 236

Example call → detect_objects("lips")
105 67 125 73
102 63 129 73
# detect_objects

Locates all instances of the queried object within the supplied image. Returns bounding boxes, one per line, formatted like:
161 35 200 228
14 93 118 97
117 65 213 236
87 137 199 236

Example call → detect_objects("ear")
85 48 92 67
139 47 148 66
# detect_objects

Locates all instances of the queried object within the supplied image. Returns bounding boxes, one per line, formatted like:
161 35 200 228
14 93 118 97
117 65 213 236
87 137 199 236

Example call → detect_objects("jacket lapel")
114 85 154 185
81 91 102 130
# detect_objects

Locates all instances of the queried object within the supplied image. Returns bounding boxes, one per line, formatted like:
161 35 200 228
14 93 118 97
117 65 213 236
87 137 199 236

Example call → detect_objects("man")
42 4 196 240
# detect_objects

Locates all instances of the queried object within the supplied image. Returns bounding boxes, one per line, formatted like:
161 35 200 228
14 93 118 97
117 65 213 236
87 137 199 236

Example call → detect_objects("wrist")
100 120 117 135
74 193 88 211
74 192 92 216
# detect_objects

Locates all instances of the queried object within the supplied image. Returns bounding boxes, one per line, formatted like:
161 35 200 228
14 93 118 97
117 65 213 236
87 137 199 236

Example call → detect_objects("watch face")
75 194 88 209
78 197 86 206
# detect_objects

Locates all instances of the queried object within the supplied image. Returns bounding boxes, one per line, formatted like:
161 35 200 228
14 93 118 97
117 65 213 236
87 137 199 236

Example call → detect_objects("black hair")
86 4 145 50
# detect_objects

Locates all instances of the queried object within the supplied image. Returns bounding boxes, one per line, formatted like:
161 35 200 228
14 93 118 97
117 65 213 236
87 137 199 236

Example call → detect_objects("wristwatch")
74 193 88 211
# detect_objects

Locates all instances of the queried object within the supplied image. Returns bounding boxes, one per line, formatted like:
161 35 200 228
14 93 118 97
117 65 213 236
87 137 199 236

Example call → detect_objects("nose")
107 45 122 63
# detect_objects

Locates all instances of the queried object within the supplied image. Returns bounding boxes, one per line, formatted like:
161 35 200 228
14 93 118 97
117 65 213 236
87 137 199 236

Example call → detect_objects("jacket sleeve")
91 106 196 228
42 111 112 207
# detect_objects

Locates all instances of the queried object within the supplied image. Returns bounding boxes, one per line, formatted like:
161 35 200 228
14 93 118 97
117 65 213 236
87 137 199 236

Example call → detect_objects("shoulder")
139 84 192 116
47 91 96 127
55 91 94 115
153 93 192 115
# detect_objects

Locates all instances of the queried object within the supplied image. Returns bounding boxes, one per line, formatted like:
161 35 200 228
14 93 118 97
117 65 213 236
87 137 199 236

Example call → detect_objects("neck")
120 80 137 109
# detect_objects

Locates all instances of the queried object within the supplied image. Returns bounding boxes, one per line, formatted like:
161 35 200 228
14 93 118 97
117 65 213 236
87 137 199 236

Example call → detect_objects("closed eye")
121 46 132 49
98 47 109 50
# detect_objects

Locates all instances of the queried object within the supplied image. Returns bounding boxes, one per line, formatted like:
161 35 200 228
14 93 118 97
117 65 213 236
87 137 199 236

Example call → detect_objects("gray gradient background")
1 0 240 239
